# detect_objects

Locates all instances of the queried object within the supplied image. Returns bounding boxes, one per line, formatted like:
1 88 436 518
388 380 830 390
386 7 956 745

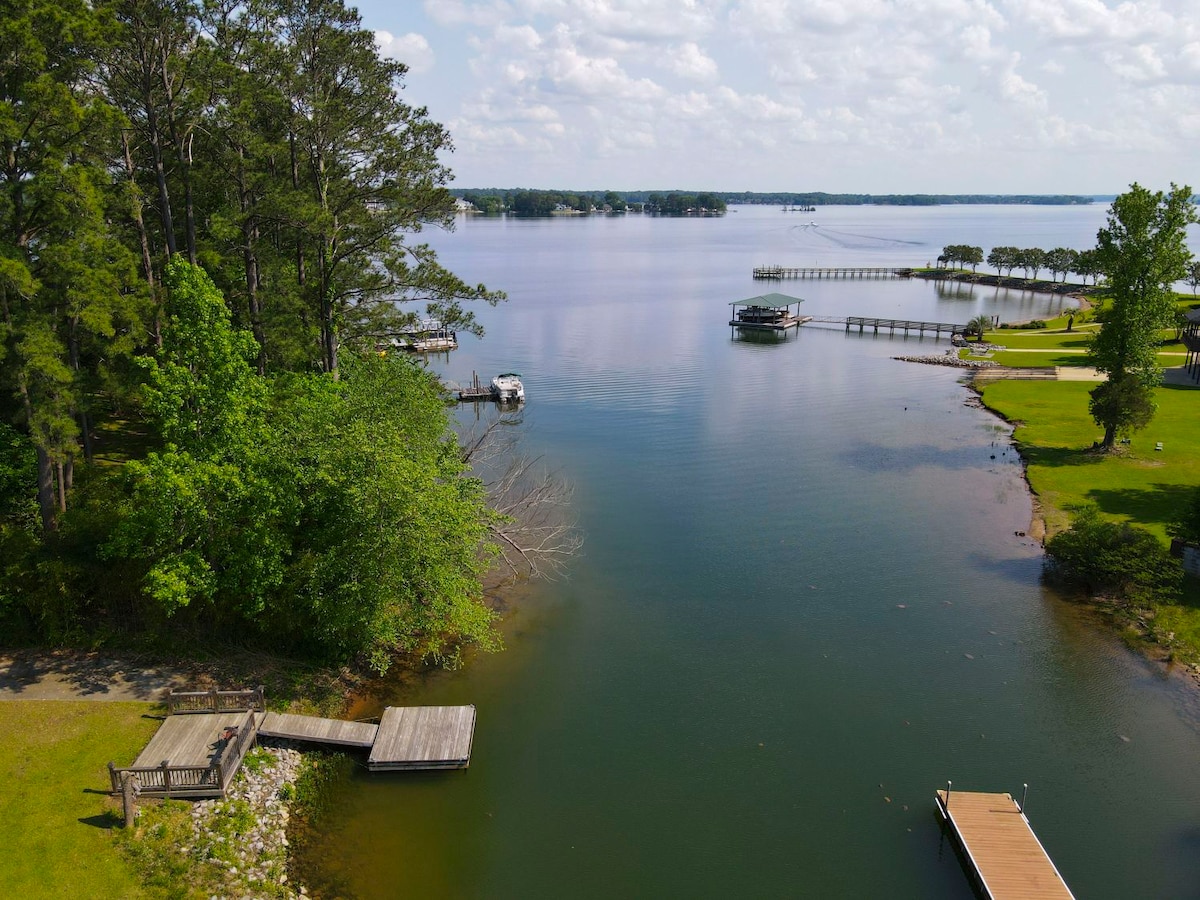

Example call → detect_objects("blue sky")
356 0 1199 194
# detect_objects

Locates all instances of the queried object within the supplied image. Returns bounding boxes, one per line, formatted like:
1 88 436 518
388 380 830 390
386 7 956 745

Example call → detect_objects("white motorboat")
490 372 525 402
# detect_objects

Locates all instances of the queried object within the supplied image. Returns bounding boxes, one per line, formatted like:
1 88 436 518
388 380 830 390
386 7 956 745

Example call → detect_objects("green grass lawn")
0 701 161 898
979 381 1200 539
978 379 1200 662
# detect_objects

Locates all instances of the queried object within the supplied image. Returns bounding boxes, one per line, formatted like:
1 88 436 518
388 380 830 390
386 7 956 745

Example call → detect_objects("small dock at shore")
937 785 1074 900
109 689 476 798
753 266 914 280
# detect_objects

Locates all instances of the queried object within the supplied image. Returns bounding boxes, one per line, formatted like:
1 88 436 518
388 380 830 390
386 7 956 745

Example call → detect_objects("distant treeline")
458 189 726 215
717 192 1094 206
458 190 1093 209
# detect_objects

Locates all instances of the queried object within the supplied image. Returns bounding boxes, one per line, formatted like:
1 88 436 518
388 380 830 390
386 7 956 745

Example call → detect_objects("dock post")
1020 783 1029 814
946 780 952 809
121 773 136 828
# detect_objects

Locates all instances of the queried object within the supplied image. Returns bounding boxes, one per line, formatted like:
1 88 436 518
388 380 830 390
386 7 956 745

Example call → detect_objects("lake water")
297 205 1200 898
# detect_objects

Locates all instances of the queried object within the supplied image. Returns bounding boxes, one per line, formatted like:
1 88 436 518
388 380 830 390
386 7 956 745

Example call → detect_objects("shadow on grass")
1086 483 1195 529
78 812 121 830
1018 445 1108 469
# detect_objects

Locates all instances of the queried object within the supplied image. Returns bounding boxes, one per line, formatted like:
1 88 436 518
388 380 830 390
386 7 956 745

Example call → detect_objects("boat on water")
491 373 525 402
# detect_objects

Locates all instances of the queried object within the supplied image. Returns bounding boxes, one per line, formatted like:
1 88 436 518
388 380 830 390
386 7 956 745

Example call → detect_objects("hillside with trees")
0 0 511 670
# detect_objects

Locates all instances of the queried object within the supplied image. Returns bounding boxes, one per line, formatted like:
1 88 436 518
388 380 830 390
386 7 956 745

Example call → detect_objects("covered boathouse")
729 292 810 332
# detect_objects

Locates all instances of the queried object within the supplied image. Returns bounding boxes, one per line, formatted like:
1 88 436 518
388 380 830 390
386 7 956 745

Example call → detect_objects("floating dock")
936 786 1074 900
369 705 477 771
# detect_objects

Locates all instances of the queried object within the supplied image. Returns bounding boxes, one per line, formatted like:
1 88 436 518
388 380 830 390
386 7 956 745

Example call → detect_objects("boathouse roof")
730 292 805 308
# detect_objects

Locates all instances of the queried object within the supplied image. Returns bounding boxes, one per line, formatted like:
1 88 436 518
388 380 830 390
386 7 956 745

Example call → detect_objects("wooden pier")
843 315 963 337
753 266 914 279
109 690 476 798
937 786 1074 900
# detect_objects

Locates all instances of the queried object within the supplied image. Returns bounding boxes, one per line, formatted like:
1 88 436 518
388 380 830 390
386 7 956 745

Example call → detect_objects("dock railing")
107 709 260 798
166 686 265 714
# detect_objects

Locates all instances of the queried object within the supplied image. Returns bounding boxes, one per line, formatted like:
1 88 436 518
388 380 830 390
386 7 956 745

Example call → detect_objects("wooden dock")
369 705 476 771
109 690 477 798
259 712 379 748
843 315 963 337
936 787 1074 900
753 266 914 279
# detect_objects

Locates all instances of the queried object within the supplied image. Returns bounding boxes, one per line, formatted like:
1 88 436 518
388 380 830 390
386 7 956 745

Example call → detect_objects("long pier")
753 266 914 279
806 315 964 338
937 786 1074 899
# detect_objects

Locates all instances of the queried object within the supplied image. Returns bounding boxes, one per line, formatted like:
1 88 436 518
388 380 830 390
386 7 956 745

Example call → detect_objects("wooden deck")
368 705 476 771
109 709 260 798
936 789 1074 900
259 712 378 748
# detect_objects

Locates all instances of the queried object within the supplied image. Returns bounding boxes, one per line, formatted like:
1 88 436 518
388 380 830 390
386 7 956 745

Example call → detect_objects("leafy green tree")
271 354 499 668
274 0 502 377
1046 248 1077 283
987 246 1019 277
1169 487 1200 544
1187 261 1200 296
602 191 626 212
1046 503 1180 605
1017 247 1046 280
966 314 992 342
1072 248 1101 285
961 245 983 273
1088 183 1197 447
1 0 147 531
104 260 500 667
104 259 282 618
1087 373 1156 447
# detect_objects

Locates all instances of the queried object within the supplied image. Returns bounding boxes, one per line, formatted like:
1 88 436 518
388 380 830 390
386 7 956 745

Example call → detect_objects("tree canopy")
0 0 516 669
1088 183 1196 447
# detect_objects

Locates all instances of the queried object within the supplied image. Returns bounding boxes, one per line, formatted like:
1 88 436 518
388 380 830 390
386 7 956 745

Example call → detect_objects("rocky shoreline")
182 744 309 898
893 350 1000 369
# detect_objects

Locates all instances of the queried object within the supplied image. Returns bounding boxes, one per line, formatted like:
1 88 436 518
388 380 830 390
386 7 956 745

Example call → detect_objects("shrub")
1045 504 1181 605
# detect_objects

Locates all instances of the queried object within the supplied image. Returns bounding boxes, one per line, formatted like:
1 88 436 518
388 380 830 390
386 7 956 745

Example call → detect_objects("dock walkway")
110 690 476 798
754 266 914 279
806 315 964 338
936 788 1074 900
259 712 378 748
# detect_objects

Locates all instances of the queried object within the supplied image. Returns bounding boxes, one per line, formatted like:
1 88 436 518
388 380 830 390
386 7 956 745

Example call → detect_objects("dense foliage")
0 0 505 668
1088 184 1196 447
461 188 724 216
1045 505 1181 606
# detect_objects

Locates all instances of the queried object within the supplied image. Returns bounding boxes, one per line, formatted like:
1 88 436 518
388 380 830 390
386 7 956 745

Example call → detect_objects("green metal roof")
730 292 805 307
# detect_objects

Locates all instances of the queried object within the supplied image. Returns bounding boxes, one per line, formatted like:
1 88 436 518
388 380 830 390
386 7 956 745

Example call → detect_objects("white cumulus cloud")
374 31 435 74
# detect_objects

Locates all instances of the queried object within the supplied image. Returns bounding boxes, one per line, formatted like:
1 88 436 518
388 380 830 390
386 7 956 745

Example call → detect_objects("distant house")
453 198 475 213
1182 308 1200 383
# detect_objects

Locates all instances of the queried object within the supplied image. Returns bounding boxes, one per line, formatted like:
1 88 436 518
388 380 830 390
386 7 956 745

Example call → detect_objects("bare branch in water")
461 414 583 580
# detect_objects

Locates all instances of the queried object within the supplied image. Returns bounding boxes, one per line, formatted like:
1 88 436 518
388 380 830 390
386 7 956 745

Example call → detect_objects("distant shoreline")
913 269 1097 297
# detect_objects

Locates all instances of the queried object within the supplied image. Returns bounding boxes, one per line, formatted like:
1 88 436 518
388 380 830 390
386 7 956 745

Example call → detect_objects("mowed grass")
979 379 1200 661
0 701 161 898
975 320 1186 370
979 380 1200 539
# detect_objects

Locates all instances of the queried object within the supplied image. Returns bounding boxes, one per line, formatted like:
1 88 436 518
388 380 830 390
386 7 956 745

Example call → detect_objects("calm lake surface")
299 205 1200 898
